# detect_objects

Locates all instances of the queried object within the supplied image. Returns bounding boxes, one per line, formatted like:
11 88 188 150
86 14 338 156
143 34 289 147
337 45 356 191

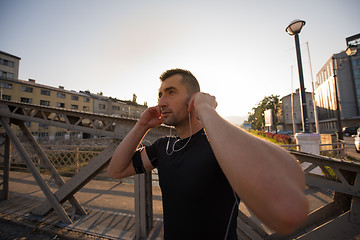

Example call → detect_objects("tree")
248 95 280 131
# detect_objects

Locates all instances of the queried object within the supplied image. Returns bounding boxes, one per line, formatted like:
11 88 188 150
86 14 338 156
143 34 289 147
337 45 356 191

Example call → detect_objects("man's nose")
158 95 167 108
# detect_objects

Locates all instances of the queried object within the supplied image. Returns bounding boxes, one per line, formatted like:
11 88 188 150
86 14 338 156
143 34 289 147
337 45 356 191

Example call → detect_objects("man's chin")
163 118 176 127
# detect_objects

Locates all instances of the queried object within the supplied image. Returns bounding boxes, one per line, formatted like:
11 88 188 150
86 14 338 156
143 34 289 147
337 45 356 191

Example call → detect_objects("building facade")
0 50 147 140
280 89 316 133
314 34 360 133
0 51 20 84
80 91 147 119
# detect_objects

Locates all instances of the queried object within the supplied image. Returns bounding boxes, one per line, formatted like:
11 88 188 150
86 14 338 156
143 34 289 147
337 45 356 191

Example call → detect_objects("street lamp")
286 19 310 133
332 45 358 140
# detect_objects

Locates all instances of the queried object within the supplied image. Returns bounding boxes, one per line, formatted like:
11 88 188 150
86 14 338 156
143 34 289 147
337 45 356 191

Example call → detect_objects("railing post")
0 134 11 201
134 171 153 239
75 147 79 173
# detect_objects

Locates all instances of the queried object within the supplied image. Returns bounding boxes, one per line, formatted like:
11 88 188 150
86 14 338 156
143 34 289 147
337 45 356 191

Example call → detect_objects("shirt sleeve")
145 139 159 168
132 148 146 174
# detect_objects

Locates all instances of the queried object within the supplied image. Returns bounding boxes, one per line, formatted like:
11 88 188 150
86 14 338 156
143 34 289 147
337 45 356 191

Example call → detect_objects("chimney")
59 86 64 89
28 79 36 83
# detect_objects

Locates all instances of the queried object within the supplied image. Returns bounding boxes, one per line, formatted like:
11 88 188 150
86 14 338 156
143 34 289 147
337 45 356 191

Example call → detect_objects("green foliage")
248 95 280 131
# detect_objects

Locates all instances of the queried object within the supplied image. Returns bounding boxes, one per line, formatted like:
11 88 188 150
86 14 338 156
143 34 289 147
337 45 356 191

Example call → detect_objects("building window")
83 106 89 111
21 97 32 103
41 89 50 96
57 92 66 98
71 95 79 101
353 59 360 67
2 94 11 100
21 86 33 93
84 97 90 102
0 58 15 67
71 104 78 110
40 100 50 106
25 122 31 127
39 132 48 138
99 104 105 109
70 132 79 137
0 81 12 89
56 131 66 137
0 71 13 79
56 102 65 108
39 123 48 128
112 106 120 110
356 88 360 95
355 78 360 86
354 69 360 77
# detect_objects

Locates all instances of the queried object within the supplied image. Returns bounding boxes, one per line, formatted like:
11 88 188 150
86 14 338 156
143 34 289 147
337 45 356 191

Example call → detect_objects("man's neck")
176 119 203 139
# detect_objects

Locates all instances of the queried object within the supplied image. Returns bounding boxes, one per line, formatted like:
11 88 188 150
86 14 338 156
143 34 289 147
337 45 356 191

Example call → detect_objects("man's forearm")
107 123 149 179
197 106 308 234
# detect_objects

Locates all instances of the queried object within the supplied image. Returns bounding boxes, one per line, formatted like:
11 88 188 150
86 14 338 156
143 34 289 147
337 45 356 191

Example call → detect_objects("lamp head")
286 19 306 36
345 45 358 56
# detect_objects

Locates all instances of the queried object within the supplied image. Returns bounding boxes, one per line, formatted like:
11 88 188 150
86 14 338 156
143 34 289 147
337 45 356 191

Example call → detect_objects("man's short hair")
160 68 200 94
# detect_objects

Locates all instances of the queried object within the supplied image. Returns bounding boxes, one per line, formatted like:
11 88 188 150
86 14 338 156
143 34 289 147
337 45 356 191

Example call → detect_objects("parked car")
277 130 293 136
355 127 360 153
343 126 358 137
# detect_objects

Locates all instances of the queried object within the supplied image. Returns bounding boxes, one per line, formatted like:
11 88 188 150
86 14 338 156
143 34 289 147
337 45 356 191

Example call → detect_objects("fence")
280 140 346 159
0 142 160 183
1 144 104 174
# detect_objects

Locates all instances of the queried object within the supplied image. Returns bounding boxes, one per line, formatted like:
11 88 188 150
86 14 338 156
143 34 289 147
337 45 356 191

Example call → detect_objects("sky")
1 0 359 119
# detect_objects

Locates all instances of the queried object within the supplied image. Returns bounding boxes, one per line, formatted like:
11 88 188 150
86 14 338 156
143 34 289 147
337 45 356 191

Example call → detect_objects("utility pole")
291 66 297 134
306 42 320 134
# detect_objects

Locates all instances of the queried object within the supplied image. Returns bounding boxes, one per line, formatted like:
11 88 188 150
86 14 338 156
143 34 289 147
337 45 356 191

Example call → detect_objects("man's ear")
187 94 195 112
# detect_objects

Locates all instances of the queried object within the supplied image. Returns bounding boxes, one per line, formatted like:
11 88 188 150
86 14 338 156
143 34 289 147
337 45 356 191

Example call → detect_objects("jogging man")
108 69 308 239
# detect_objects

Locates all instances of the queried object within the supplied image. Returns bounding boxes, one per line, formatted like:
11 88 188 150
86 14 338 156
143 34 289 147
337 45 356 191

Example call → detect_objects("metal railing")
0 143 160 184
1 100 359 239
280 141 346 159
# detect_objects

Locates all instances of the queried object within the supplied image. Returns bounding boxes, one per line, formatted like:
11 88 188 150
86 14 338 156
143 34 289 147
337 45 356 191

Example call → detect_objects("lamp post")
286 19 310 133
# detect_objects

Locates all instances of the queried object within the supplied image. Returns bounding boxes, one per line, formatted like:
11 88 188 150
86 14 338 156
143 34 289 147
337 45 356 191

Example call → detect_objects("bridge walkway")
1 100 360 239
0 171 334 240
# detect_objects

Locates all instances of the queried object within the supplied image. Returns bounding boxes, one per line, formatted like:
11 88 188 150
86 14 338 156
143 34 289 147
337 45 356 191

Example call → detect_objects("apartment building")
0 50 147 140
280 89 316 133
0 51 20 83
314 34 360 133
0 76 94 140
80 91 147 119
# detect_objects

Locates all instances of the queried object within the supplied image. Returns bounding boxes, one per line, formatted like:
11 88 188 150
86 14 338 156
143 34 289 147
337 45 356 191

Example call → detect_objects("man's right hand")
137 106 164 130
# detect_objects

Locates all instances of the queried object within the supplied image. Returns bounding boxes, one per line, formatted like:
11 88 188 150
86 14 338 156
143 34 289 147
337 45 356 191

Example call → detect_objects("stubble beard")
163 115 178 127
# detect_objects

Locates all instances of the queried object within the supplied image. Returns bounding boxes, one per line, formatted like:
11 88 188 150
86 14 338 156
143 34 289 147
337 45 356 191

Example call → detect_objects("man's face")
158 74 190 127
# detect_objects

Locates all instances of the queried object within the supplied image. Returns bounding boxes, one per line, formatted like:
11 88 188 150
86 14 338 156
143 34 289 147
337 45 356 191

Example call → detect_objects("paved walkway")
1 171 164 239
6 171 164 218
0 170 334 239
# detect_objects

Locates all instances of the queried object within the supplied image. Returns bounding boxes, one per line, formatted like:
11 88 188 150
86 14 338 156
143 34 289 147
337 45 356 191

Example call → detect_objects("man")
108 69 308 239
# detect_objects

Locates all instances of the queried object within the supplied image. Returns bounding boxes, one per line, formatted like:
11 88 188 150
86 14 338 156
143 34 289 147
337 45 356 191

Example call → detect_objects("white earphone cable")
166 112 192 155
